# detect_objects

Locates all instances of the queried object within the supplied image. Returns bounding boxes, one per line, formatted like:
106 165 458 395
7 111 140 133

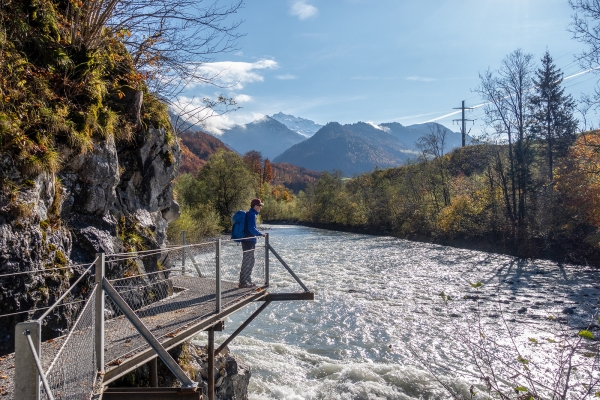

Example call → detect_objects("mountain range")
179 112 463 176
270 112 323 137
273 122 417 176
216 116 306 160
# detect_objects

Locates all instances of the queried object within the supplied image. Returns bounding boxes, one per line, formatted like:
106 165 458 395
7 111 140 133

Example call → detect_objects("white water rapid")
196 225 600 399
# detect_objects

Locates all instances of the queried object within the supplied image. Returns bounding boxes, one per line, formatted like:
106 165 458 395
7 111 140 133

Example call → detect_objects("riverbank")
264 219 600 268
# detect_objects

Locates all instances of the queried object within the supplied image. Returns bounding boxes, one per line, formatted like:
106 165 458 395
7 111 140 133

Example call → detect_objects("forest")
172 49 600 266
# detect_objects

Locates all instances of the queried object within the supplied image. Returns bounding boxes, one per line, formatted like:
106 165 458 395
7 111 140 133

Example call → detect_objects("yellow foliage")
555 131 600 228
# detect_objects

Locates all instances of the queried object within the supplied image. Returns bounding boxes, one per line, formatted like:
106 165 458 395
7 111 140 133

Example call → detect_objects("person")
239 198 266 288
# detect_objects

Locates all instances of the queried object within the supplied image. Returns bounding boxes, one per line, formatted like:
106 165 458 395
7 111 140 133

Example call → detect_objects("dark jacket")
244 208 262 243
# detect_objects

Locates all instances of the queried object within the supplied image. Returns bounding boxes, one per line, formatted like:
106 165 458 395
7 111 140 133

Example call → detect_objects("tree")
416 124 451 209
530 51 578 183
59 0 243 102
477 49 535 230
570 0 600 107
263 158 274 185
195 149 255 226
243 150 263 176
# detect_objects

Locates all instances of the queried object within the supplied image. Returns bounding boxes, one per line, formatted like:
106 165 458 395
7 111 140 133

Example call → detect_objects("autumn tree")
555 130 600 229
529 51 578 182
263 158 274 184
243 150 263 176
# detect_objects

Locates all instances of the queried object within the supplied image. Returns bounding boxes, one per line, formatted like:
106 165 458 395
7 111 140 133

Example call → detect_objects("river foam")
195 225 600 399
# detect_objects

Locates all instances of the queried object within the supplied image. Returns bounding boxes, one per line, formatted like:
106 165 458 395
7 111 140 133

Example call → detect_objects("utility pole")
453 100 475 147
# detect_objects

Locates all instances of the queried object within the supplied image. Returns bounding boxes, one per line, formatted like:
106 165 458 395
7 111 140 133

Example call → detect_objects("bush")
167 204 222 244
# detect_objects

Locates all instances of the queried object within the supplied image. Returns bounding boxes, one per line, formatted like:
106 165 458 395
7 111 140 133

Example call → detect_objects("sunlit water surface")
194 225 600 399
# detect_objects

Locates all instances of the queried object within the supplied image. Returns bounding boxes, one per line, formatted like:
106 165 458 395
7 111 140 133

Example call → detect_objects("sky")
175 0 600 137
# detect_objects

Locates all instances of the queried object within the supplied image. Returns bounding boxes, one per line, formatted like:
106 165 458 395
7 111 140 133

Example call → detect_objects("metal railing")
13 259 98 400
10 232 309 400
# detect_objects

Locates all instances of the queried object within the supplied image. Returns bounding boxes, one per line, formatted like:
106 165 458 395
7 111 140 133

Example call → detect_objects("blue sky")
176 0 599 136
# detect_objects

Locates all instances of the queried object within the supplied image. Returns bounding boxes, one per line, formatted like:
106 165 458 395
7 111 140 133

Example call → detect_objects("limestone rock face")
0 122 181 354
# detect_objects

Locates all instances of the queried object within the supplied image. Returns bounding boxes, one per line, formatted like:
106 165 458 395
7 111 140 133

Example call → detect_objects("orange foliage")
555 131 600 228
178 130 229 175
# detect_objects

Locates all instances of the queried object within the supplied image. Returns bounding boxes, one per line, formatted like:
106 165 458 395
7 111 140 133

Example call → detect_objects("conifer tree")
530 51 578 183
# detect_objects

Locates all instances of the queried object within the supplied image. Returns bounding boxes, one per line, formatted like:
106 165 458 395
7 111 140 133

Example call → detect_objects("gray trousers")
239 241 256 285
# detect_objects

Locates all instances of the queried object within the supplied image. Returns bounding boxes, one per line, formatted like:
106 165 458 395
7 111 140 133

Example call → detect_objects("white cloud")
290 0 318 20
172 96 266 135
366 121 385 131
190 59 279 89
406 76 435 82
276 74 297 80
234 94 253 103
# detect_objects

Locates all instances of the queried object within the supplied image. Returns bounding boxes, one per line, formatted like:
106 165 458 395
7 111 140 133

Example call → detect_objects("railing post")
95 252 105 373
181 231 186 275
208 327 215 400
264 233 270 287
216 239 221 313
15 321 41 400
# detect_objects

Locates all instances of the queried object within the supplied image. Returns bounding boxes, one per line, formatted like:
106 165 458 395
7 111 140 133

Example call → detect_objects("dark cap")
250 198 264 207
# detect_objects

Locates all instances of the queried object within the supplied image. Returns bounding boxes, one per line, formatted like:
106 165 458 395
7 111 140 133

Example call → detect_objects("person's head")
250 198 264 212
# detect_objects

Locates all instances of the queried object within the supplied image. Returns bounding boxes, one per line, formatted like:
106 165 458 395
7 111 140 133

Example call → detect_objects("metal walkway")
1 234 313 400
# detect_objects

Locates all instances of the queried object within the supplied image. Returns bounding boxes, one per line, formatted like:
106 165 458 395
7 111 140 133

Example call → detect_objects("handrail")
37 259 96 321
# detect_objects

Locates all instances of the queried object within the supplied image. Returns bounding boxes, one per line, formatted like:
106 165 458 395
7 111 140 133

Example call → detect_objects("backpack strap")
244 210 250 238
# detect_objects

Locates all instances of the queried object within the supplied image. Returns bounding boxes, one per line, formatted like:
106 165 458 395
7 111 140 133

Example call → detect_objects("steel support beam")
102 290 268 385
208 328 215 400
265 292 314 301
103 387 201 399
215 300 272 356
95 252 105 373
264 233 270 287
102 278 197 389
182 231 186 274
150 357 158 387
216 239 221 313
268 245 309 292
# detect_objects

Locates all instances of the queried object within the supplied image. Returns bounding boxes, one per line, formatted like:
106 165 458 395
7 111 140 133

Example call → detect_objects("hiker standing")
239 198 265 288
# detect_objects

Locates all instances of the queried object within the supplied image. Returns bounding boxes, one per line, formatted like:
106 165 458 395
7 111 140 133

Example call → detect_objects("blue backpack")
231 210 248 242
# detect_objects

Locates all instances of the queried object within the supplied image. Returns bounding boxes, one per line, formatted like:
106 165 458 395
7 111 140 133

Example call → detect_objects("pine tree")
530 51 578 183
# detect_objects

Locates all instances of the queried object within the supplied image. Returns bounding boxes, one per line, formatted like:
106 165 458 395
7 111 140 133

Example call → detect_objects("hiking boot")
238 283 256 288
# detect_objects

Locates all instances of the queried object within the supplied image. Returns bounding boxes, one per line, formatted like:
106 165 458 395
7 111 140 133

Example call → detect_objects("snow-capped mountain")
270 112 323 138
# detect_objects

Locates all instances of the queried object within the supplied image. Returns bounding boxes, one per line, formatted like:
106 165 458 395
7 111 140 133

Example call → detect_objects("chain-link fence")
102 237 266 366
10 236 276 399
41 286 97 400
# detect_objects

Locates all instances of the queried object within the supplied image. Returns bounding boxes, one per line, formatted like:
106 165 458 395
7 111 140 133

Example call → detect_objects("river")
196 225 600 399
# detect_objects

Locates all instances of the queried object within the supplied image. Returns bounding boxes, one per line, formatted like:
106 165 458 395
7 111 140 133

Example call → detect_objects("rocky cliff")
0 107 181 354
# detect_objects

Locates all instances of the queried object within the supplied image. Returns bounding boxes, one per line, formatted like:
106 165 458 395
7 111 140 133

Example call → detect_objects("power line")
452 100 475 147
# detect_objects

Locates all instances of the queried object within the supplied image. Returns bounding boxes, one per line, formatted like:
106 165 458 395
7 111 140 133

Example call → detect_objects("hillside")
217 116 306 159
178 130 231 175
271 163 321 192
273 122 414 176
